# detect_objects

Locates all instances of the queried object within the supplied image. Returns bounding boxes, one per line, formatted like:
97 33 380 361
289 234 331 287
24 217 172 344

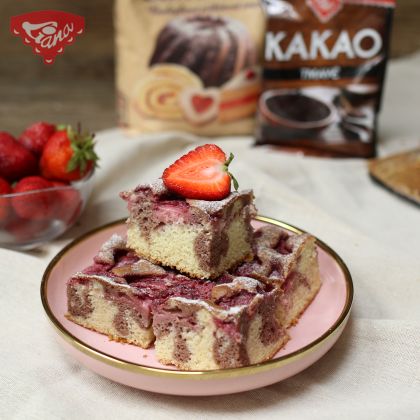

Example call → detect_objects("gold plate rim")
40 216 353 380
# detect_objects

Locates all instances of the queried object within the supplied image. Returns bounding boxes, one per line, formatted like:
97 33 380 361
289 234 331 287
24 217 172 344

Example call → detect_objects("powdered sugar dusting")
169 296 246 318
123 178 253 216
120 179 168 201
187 190 253 215
148 179 168 195
211 276 264 300
94 234 127 264
72 273 131 289
229 276 262 292
235 225 314 282
111 258 166 277
258 229 311 276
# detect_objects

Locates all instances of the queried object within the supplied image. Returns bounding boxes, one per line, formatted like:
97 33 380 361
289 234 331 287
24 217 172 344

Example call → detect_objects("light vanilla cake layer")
127 212 252 280
67 280 155 348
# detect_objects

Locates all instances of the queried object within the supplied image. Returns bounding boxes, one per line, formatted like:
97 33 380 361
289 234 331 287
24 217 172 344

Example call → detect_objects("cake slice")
235 225 321 327
120 180 256 279
153 276 287 370
67 235 159 348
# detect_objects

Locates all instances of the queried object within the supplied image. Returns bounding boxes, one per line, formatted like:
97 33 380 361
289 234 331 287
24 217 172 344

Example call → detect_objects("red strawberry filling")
220 92 260 110
192 95 214 113
152 200 191 224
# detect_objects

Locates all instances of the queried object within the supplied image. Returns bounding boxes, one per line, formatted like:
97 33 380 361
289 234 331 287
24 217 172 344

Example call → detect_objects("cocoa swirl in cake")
234 225 312 284
149 15 257 87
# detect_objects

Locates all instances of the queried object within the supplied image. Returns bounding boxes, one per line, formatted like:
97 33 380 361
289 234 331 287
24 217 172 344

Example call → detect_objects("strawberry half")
162 144 238 200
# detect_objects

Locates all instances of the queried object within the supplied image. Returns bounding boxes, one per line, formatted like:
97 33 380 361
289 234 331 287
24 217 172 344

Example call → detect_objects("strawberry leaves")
223 152 239 191
65 125 99 174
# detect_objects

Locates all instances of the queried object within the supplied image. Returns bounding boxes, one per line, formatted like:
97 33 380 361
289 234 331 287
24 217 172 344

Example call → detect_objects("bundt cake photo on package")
256 0 395 157
115 0 265 136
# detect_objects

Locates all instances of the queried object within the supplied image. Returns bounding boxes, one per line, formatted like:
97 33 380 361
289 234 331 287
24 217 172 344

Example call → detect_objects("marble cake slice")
120 179 256 279
234 225 321 327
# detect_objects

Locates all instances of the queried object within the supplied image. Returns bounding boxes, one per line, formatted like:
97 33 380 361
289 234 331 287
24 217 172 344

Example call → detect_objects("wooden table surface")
1 0 419 136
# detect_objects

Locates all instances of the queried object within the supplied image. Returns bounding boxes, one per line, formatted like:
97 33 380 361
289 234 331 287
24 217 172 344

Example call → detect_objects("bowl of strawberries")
0 122 98 250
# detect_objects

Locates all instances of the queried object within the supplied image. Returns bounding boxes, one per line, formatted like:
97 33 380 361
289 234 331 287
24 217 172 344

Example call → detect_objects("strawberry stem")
66 125 99 174
223 152 239 191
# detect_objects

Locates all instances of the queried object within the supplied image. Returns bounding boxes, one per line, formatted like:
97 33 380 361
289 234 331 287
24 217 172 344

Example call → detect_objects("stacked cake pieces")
66 145 321 370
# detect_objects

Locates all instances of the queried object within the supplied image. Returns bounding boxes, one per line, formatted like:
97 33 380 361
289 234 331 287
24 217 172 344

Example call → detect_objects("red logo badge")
10 10 84 65
306 0 343 22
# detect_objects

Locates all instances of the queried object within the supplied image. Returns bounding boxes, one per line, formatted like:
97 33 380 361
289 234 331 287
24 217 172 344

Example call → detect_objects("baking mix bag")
115 0 265 136
256 0 395 157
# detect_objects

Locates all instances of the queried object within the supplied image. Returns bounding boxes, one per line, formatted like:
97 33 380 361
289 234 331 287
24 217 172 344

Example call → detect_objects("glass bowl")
0 172 95 250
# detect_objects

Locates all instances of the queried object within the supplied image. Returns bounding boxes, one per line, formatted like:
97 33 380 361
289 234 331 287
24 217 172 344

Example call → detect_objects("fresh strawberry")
0 177 12 225
18 121 56 156
51 181 82 224
5 217 50 242
0 131 16 144
40 125 98 181
162 144 238 200
0 131 38 181
12 176 57 220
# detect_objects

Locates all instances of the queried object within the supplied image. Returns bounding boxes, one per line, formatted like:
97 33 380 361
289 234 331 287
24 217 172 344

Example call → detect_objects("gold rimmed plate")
41 217 353 395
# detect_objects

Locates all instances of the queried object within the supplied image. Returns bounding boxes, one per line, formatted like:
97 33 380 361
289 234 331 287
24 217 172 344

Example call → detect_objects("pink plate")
41 216 353 396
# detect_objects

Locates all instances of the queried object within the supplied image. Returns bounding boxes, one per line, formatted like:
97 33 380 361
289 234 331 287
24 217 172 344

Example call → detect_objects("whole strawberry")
0 177 12 225
12 176 57 220
5 217 50 242
0 131 38 181
162 144 238 200
51 181 82 224
40 125 98 181
19 121 56 156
